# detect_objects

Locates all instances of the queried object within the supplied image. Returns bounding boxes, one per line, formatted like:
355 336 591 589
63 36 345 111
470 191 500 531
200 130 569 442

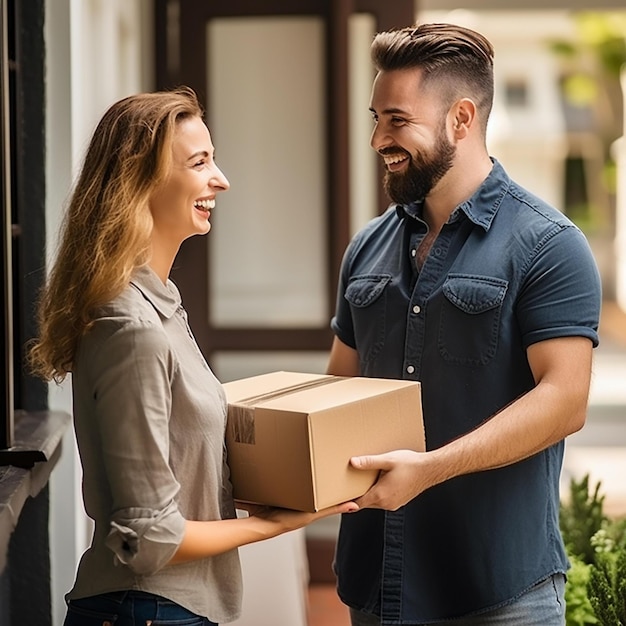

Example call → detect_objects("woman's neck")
147 240 179 284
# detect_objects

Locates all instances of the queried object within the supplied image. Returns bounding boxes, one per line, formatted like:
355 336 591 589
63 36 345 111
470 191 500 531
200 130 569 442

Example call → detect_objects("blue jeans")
63 590 218 626
349 573 566 626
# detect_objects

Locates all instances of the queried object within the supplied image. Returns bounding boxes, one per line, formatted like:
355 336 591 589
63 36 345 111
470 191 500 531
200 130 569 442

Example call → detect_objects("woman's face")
149 115 229 246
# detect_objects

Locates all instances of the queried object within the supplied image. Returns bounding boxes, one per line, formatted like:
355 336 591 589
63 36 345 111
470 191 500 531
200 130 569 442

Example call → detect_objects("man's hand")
351 450 434 510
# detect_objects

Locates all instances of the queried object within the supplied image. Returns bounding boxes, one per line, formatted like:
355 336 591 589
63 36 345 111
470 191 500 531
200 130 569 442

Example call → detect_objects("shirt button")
406 365 415 374
412 305 421 314
411 249 417 258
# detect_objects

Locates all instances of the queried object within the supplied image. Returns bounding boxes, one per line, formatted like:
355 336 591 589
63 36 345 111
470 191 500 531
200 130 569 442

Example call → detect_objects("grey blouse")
67 265 242 622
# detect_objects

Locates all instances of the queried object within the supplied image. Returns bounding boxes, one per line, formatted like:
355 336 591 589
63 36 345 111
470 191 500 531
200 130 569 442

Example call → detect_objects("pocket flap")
442 275 508 314
345 275 391 308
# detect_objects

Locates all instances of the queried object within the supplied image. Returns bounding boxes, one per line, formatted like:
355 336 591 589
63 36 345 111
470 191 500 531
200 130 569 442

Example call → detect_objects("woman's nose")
211 166 230 192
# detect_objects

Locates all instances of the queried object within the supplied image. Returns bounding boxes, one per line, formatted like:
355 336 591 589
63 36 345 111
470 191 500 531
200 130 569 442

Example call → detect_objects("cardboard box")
223 371 424 512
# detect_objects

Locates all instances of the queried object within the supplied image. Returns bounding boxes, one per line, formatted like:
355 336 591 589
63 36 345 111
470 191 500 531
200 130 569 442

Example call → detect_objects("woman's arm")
169 501 358 564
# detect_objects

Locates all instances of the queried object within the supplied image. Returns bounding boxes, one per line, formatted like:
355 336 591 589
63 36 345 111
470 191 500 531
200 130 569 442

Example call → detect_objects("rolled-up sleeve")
86 319 186 575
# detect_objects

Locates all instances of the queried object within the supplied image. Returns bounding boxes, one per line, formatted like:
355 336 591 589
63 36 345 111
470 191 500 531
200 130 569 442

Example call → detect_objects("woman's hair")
371 22 495 130
28 86 203 382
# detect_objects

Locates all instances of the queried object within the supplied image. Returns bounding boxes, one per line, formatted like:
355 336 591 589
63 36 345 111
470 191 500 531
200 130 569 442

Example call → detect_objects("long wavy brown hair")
28 86 203 382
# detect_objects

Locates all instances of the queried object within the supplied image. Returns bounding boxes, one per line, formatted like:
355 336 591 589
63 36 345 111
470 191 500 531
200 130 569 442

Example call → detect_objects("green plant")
560 475 626 625
565 554 598 625
561 473 608 564
588 529 626 625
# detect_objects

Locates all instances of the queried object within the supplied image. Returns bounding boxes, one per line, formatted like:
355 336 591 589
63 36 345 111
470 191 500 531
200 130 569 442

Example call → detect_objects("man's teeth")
194 199 215 210
383 154 408 165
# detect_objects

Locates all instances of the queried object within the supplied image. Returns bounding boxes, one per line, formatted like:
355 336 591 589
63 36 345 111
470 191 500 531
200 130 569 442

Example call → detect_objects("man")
327 22 601 625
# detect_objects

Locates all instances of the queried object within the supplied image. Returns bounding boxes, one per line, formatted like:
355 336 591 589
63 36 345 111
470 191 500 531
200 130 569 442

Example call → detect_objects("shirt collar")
130 265 181 319
395 158 511 232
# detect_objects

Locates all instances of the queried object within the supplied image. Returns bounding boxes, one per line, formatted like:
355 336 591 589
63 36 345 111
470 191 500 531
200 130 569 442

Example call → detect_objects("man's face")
369 68 456 205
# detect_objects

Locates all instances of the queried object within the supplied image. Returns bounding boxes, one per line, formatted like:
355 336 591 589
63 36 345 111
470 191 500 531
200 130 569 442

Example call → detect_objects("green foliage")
576 12 626 79
588 530 626 625
549 12 626 80
561 474 607 564
560 475 626 625
588 549 626 625
565 554 598 625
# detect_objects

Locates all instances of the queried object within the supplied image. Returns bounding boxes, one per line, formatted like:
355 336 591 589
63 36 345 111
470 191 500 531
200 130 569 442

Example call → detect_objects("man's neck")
423 152 493 232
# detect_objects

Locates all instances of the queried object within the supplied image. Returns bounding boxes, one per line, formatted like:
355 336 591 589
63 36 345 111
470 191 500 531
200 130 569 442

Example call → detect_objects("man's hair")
371 23 495 130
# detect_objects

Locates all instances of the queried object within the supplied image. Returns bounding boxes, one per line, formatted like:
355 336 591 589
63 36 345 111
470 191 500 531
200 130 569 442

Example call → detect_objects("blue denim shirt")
331 160 601 623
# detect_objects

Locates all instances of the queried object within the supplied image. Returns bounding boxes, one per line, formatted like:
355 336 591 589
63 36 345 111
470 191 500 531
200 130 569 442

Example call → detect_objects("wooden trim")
180 0 328 20
153 0 171 89
207 327 334 352
356 0 415 31
326 0 352 318
0 0 13 447
13 0 48 412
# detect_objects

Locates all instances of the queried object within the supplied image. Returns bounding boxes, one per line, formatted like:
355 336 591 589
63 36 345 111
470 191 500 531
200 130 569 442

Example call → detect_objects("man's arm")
348 335 594 510
327 336 360 376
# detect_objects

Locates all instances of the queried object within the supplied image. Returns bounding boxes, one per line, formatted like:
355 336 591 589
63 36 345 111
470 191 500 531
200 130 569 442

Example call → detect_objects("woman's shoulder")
99 282 162 323
76 286 174 375
85 283 165 349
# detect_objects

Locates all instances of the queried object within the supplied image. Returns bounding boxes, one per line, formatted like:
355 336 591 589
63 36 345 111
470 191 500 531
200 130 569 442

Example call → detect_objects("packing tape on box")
229 375 346 445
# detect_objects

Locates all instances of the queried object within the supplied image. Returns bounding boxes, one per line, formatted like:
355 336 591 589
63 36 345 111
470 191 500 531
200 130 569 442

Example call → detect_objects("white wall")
45 1 154 624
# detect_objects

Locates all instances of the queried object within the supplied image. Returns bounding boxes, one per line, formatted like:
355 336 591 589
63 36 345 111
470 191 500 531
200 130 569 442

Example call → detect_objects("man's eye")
193 160 206 169
391 117 405 125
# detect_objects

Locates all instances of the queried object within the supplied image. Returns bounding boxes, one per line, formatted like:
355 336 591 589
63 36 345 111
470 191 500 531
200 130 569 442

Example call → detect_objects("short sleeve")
331 236 359 349
517 225 601 348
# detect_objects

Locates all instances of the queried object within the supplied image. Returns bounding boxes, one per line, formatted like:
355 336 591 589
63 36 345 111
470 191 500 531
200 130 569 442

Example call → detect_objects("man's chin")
385 182 424 206
384 173 422 205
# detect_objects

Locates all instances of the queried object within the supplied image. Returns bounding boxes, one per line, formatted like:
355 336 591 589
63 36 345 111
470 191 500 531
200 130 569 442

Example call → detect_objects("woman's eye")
193 160 206 169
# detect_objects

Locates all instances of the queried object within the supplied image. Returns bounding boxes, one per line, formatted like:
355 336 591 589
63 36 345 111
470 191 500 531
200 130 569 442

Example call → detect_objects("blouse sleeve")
85 319 186 575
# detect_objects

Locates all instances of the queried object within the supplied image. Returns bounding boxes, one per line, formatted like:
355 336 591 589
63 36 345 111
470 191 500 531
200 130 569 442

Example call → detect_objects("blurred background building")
1 1 624 625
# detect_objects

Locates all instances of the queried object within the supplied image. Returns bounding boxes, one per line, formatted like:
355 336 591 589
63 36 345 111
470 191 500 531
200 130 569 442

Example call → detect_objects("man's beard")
383 125 456 206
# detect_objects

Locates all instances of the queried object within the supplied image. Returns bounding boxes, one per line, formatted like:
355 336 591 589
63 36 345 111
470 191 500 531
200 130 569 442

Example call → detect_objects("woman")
29 87 357 626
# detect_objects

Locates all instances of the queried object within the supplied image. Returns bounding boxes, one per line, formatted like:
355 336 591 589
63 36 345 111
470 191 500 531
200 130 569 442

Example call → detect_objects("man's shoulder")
503 180 573 228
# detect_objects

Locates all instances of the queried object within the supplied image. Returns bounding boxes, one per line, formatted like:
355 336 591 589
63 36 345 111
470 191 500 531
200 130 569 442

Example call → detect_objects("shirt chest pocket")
438 274 508 366
345 274 391 364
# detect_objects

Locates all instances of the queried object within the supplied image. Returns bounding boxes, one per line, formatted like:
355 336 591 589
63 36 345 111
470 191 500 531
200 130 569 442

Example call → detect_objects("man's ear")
451 98 476 138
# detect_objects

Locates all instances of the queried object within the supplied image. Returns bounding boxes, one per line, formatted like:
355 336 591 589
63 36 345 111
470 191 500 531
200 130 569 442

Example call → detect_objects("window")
1 0 15 449
0 0 49 456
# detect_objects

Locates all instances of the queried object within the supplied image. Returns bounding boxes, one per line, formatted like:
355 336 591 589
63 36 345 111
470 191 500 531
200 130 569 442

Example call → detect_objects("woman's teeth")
194 199 215 211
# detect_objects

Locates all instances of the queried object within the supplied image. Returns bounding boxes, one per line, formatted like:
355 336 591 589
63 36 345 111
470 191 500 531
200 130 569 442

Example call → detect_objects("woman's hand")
170 499 358 566
237 500 359 535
